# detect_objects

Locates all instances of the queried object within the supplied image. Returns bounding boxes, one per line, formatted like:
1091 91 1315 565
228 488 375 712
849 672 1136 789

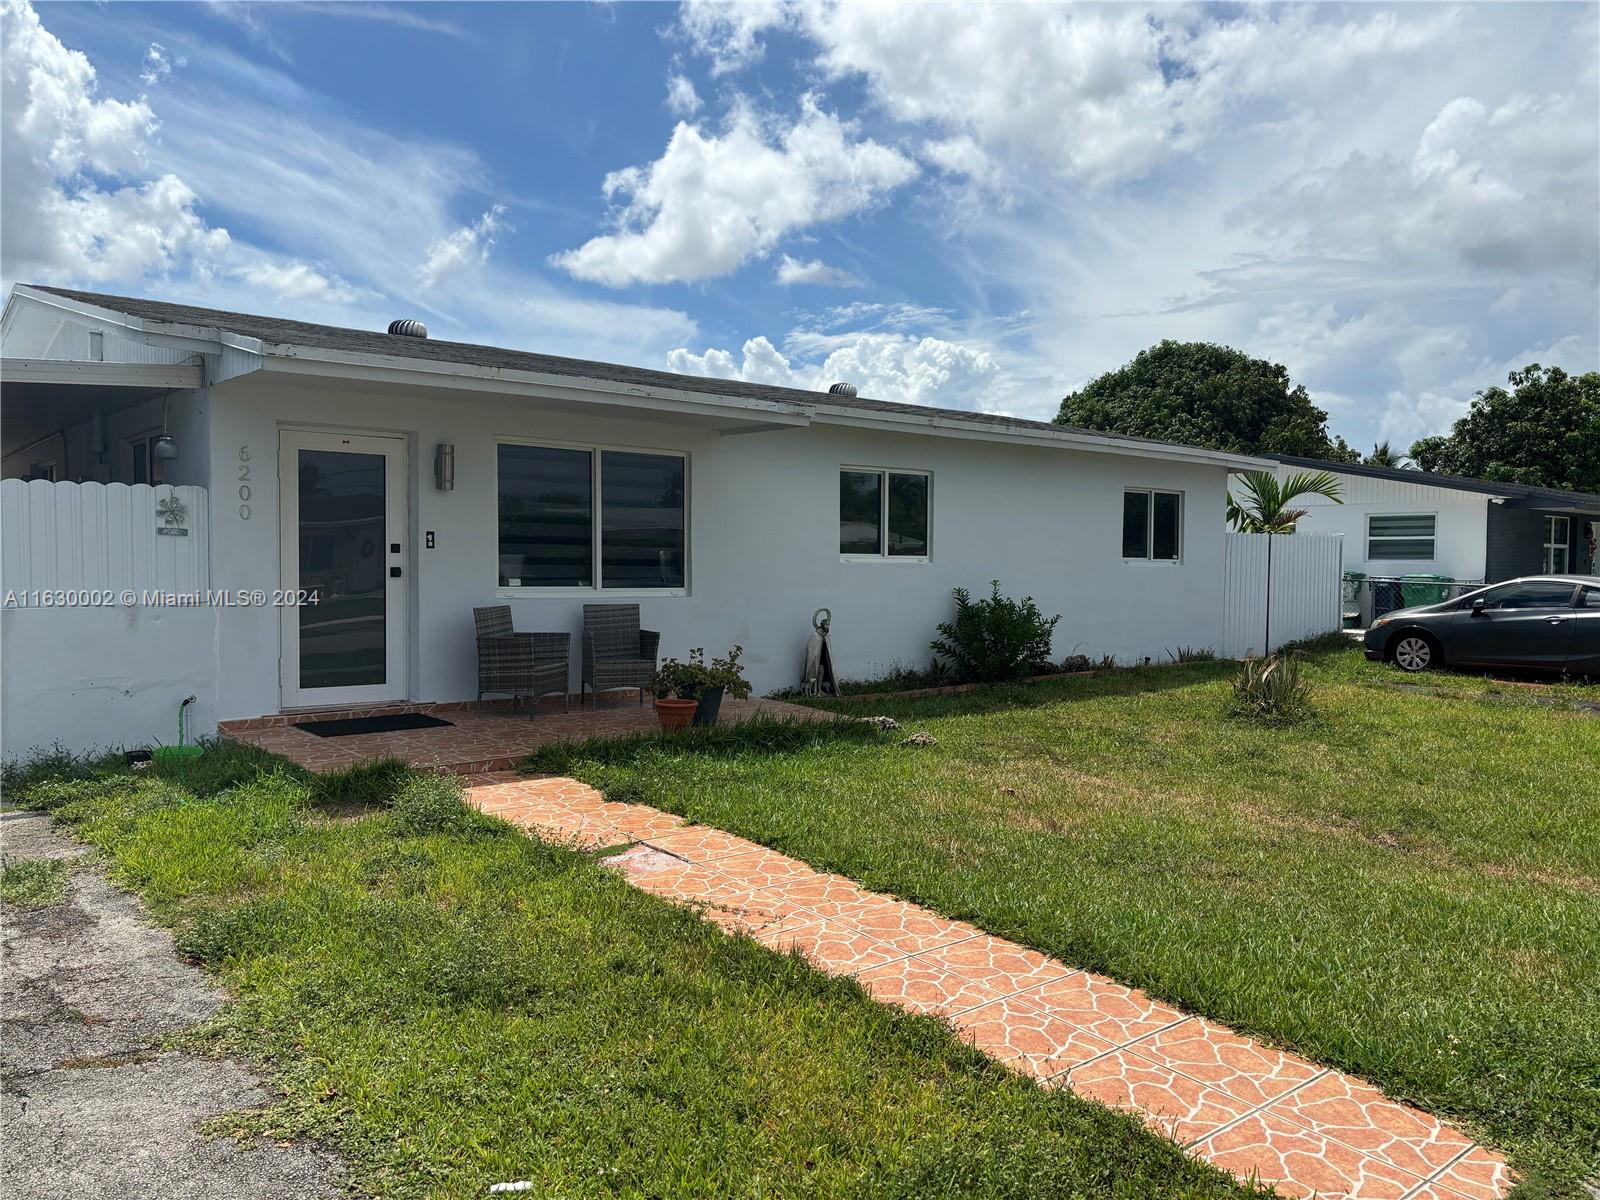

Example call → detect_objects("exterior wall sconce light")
434 442 455 491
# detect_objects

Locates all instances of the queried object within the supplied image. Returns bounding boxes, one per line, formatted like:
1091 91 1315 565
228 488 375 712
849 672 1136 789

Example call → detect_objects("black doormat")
297 713 454 738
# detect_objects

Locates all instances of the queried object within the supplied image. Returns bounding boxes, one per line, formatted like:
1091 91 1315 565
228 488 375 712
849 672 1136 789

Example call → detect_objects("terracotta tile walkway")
464 772 1514 1200
224 696 821 774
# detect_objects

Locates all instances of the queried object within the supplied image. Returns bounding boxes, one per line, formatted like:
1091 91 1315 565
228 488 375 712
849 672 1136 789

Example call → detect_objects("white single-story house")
3 284 1284 749
1239 454 1600 584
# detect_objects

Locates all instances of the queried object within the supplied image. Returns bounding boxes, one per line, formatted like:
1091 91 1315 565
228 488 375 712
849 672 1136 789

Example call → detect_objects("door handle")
1546 616 1567 624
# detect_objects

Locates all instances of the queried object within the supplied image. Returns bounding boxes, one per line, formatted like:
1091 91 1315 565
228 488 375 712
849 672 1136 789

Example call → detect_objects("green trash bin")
1400 573 1452 607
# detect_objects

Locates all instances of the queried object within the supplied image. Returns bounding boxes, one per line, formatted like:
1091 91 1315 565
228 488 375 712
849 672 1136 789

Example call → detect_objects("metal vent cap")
388 319 428 338
827 381 857 397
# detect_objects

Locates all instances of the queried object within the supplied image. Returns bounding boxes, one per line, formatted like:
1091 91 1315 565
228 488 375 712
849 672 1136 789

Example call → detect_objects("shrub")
930 581 1061 684
391 773 475 837
1227 653 1313 725
1167 645 1218 664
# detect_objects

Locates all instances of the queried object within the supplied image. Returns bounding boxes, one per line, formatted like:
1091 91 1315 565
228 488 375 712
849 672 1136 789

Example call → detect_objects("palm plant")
1365 440 1407 468
1226 470 1343 533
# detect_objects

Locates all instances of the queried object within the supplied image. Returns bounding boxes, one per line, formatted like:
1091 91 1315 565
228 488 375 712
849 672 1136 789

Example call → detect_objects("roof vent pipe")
388 319 428 338
827 382 857 397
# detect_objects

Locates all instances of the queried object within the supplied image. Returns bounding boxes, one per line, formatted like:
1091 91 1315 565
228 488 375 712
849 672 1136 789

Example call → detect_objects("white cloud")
139 41 183 86
237 259 358 303
419 205 507 289
551 97 915 286
668 326 1000 408
1251 93 1599 277
1 0 229 286
774 253 860 287
678 3 1453 187
665 72 701 117
676 0 788 75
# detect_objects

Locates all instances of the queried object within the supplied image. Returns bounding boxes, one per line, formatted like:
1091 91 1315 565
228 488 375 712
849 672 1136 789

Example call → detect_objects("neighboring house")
1239 455 1600 584
2 285 1276 744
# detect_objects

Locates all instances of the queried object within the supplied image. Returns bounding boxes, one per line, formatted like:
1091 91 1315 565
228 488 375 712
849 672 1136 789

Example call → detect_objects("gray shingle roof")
1269 453 1600 510
27 285 1239 461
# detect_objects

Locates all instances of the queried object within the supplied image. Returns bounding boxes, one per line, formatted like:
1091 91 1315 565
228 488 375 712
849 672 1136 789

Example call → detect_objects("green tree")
1056 340 1359 461
1364 440 1408 468
1408 366 1600 492
1226 470 1344 533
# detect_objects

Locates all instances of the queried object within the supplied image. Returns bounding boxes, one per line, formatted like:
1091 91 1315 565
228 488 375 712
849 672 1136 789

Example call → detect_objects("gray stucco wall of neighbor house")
1484 505 1547 582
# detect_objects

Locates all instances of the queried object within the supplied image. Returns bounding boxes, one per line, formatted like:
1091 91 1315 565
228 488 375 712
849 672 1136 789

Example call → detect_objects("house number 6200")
237 446 252 519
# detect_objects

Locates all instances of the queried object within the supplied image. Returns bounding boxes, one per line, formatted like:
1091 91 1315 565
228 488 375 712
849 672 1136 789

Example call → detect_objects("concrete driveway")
1 810 343 1199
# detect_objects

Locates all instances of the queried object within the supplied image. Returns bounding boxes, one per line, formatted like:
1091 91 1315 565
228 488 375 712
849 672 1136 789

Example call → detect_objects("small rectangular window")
1123 489 1181 560
498 444 594 587
1367 514 1435 560
887 472 928 557
1544 515 1570 574
840 468 930 558
600 450 685 589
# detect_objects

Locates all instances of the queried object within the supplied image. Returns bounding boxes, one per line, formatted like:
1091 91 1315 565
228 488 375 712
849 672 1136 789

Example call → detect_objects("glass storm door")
279 431 407 708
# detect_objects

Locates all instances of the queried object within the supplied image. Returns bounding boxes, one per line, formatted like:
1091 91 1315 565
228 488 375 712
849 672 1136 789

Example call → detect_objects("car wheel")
1392 633 1438 672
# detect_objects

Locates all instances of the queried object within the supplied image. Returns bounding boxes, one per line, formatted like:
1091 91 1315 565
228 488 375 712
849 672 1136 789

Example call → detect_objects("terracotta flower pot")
654 697 698 731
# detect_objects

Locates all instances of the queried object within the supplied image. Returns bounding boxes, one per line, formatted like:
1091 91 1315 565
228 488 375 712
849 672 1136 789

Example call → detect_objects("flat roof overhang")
1 360 205 459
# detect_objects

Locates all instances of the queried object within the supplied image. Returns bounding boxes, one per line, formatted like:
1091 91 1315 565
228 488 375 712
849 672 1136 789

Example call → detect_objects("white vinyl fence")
1 480 219 759
1222 532 1344 658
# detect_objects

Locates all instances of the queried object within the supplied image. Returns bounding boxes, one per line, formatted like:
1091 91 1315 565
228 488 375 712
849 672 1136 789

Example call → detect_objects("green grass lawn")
528 644 1600 1197
5 751 1254 1200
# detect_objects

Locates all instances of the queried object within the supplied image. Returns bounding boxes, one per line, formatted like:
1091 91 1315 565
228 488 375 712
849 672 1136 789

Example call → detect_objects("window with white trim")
1122 489 1181 560
1544 515 1570 573
497 443 685 590
1367 514 1436 560
840 468 929 558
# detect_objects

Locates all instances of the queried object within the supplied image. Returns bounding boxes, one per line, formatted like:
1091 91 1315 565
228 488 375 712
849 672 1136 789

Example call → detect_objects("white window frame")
1366 512 1437 562
1122 488 1184 563
495 436 690 597
839 466 932 563
1543 515 1570 573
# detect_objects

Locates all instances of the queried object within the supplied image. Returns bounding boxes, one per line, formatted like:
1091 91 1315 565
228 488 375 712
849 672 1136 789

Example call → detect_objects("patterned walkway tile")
1128 1017 1325 1108
1063 1049 1258 1145
907 934 1075 1000
834 897 984 957
643 826 767 863
470 776 1514 1200
752 919 906 975
855 957 1005 1016
1193 1111 1428 1200
713 848 823 891
953 994 1119 1080
1429 1146 1514 1200
1008 971 1187 1047
1262 1072 1474 1180
755 872 883 921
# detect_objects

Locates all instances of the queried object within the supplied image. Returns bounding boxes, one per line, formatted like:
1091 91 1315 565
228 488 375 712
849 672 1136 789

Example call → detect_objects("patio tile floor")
457 772 1512 1200
224 695 823 775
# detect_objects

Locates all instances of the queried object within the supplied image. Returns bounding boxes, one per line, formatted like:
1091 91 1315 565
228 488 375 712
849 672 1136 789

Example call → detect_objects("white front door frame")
279 429 409 709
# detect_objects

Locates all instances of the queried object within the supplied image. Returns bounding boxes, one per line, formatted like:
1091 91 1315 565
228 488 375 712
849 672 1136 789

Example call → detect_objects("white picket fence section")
0 479 209 593
1222 532 1344 658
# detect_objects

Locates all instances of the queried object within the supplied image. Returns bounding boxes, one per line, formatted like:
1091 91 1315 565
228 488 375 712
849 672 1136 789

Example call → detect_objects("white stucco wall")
205 374 1233 718
1236 469 1490 581
1 606 219 757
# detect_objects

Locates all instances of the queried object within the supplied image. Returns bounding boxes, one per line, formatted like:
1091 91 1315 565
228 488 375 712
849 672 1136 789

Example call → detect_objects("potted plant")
650 653 710 731
691 645 752 726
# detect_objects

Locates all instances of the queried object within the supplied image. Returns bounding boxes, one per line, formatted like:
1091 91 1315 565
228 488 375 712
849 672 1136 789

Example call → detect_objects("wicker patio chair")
581 603 659 706
474 606 570 715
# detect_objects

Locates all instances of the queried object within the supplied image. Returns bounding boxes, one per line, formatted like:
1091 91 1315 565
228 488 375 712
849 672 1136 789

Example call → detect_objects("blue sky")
4 1 1597 450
